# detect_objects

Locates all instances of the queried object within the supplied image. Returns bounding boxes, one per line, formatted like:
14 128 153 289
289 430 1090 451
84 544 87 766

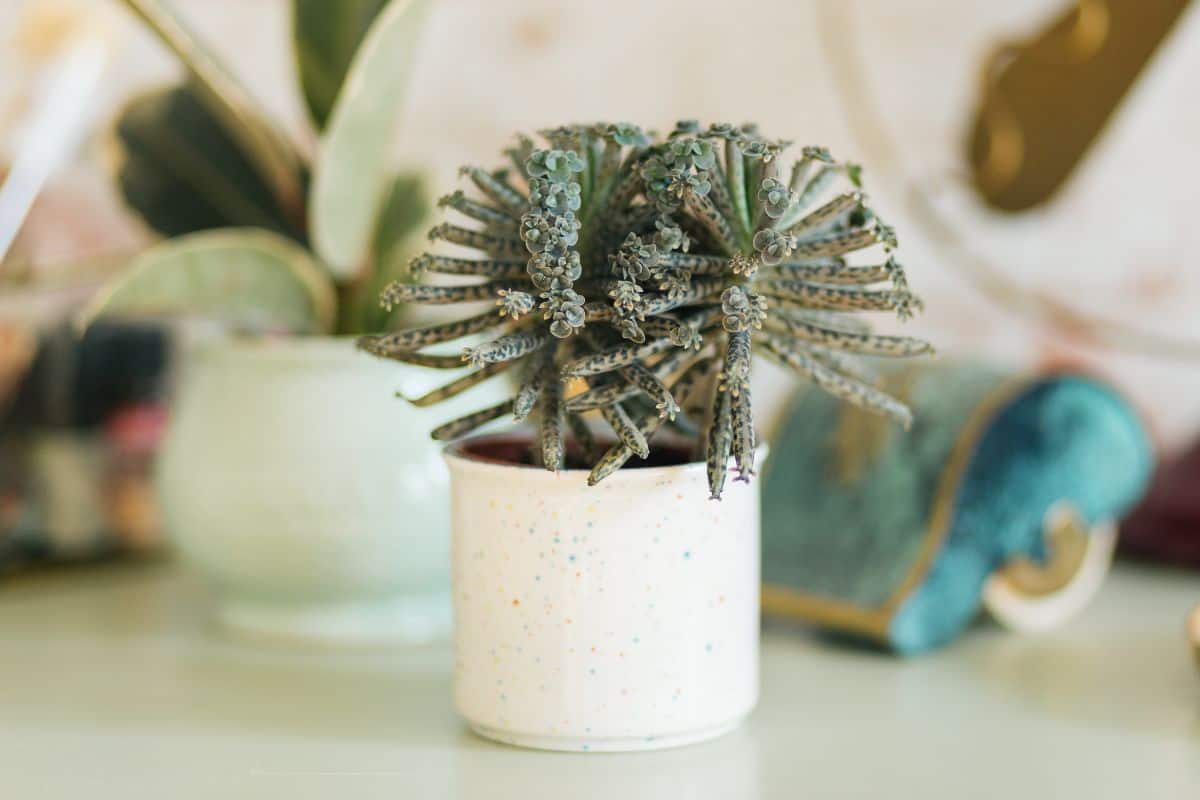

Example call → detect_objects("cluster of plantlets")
359 121 933 498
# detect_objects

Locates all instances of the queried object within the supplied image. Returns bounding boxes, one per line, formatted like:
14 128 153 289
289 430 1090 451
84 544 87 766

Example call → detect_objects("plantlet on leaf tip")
358 122 934 499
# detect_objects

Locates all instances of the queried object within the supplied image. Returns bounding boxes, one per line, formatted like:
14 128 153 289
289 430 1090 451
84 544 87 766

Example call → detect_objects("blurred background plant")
85 0 433 336
0 0 435 577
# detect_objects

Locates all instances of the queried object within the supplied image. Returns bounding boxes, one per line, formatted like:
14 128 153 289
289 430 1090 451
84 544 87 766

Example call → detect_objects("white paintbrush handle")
0 33 109 264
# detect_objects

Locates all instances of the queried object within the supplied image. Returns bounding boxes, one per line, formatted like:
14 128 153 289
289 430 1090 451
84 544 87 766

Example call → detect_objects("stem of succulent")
706 347 734 499
755 333 913 427
725 139 751 236
579 133 595 210
538 370 566 470
431 399 515 442
744 160 763 226
399 360 511 407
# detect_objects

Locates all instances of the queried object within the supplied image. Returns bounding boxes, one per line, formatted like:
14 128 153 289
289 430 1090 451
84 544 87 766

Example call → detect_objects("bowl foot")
216 592 451 646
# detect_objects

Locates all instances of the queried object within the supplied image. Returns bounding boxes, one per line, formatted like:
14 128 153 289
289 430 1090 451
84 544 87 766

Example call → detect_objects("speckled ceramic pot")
445 435 761 752
158 336 505 645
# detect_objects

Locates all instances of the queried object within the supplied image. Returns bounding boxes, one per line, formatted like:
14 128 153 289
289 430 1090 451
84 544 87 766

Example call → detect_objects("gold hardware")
993 502 1091 598
968 0 1189 210
817 0 1200 360
1068 0 1111 62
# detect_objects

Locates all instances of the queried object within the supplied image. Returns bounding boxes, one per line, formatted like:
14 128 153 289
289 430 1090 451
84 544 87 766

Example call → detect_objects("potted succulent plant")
82 0 493 643
359 121 934 749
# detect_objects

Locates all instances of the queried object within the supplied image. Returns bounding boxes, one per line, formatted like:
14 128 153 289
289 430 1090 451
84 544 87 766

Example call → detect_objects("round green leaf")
310 0 432 279
81 229 337 334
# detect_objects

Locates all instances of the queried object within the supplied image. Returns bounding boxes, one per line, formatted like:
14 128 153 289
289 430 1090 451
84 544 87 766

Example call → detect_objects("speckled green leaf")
114 84 303 240
292 0 390 130
310 0 432 278
81 229 336 334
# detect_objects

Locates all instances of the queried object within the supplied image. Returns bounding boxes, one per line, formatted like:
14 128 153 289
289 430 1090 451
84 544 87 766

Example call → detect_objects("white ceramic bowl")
158 335 502 645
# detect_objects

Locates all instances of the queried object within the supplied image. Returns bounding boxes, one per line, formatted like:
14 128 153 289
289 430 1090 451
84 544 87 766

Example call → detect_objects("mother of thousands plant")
358 121 934 499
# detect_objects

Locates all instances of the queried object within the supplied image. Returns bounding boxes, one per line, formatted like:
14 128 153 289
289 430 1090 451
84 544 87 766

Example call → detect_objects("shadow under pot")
444 435 763 753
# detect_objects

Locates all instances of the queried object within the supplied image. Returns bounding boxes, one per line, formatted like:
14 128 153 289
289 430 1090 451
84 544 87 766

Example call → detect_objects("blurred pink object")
105 403 167 455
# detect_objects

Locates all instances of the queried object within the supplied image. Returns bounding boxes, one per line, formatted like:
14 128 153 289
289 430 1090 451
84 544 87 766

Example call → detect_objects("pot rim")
442 432 768 487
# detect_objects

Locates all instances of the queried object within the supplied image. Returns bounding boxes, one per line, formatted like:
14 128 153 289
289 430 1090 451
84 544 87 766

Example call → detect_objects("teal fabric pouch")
761 363 1152 654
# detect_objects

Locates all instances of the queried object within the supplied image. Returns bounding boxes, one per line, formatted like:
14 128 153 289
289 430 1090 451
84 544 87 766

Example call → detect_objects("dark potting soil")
459 436 698 471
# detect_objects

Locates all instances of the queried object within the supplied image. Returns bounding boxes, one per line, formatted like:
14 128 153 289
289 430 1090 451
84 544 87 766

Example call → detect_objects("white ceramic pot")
445 436 762 752
158 335 501 644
